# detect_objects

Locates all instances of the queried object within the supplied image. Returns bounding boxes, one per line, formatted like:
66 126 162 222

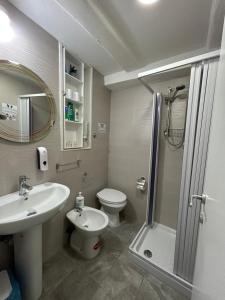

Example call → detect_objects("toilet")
67 207 108 259
97 188 127 227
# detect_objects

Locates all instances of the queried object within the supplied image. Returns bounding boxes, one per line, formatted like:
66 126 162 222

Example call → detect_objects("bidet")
67 206 108 259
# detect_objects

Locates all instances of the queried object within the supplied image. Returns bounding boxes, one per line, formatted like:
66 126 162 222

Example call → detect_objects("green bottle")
67 102 74 121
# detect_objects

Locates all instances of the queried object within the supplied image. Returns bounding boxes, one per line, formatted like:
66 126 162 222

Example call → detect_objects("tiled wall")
109 84 152 222
108 76 190 228
0 0 110 266
154 77 190 229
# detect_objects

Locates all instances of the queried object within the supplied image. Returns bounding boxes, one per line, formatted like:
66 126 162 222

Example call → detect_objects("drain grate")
144 249 152 259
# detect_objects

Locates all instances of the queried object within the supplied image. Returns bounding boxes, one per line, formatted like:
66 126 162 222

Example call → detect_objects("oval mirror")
0 60 56 143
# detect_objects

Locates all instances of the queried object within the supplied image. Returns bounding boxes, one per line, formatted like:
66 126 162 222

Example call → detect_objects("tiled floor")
39 223 189 300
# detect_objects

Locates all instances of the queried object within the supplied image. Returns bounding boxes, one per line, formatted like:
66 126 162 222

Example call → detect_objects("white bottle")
75 192 84 208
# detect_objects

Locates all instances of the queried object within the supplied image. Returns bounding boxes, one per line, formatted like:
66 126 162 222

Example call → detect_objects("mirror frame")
0 60 56 143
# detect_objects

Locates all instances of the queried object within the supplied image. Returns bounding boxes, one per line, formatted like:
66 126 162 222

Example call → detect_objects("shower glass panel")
147 92 161 226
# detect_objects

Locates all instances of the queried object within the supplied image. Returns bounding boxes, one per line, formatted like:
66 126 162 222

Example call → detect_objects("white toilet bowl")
66 206 108 259
97 188 127 227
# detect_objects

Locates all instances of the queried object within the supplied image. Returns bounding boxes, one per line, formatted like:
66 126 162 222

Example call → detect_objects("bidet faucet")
76 207 83 216
19 175 33 197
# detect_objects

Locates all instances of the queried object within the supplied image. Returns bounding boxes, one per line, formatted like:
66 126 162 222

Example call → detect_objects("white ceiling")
8 0 225 76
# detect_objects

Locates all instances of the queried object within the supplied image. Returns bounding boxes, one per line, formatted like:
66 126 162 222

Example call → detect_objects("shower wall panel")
155 76 190 229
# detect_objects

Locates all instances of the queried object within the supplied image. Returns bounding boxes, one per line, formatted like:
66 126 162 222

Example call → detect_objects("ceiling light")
0 8 14 42
0 9 10 26
0 25 14 42
138 0 159 5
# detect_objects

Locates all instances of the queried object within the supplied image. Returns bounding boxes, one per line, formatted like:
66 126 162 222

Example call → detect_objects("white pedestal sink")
0 182 70 300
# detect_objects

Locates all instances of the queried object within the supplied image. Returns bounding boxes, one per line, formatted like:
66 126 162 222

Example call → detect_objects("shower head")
172 85 186 100
166 84 187 103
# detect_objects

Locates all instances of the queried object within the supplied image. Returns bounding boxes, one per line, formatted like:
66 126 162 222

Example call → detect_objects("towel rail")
56 159 81 172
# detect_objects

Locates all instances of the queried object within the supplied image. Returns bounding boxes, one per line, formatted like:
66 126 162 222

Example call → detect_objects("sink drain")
144 249 152 259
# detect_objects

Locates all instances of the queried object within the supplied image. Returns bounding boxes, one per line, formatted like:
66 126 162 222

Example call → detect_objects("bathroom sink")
0 182 70 235
0 182 70 300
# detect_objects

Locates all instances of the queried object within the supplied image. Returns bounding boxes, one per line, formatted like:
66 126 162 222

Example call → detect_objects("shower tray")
129 223 192 298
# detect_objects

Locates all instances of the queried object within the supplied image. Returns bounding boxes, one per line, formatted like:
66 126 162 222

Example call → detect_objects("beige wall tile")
109 84 152 222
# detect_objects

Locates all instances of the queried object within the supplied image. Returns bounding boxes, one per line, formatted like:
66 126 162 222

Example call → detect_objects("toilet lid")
97 188 127 204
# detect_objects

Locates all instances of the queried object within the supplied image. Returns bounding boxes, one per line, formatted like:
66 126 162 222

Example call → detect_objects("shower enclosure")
129 56 219 297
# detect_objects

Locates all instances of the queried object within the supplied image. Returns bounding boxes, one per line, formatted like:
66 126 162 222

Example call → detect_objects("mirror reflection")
0 60 55 143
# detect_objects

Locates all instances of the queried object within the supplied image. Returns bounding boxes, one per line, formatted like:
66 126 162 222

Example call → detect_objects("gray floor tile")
95 259 143 300
41 222 189 300
63 241 118 285
109 222 142 245
93 284 142 300
118 248 148 277
136 277 163 300
39 292 56 300
52 273 101 300
139 274 189 300
84 250 117 285
42 251 75 294
101 227 126 256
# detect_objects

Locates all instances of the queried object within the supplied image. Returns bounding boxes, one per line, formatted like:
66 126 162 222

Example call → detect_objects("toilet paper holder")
136 177 147 192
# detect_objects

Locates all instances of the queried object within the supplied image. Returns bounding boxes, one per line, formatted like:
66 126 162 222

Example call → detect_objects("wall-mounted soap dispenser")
37 147 48 171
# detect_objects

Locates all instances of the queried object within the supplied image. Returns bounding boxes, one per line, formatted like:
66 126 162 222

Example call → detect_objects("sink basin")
0 182 70 300
0 182 70 235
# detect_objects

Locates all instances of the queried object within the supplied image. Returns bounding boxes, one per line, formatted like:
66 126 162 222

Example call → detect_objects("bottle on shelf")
75 108 79 122
66 88 72 99
73 91 80 102
67 102 74 121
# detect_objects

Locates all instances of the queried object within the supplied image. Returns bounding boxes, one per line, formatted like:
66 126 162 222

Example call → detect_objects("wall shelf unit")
65 97 83 105
65 120 83 125
65 72 83 85
59 43 93 150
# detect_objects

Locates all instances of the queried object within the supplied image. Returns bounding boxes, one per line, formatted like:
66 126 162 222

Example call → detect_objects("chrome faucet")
76 207 83 216
19 175 33 198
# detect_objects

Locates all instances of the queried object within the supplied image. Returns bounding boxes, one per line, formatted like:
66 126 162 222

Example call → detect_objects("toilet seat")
97 188 127 205
97 188 127 227
99 199 127 208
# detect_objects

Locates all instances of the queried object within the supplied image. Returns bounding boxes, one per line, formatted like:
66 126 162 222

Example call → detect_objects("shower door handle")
189 194 207 207
189 194 208 224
